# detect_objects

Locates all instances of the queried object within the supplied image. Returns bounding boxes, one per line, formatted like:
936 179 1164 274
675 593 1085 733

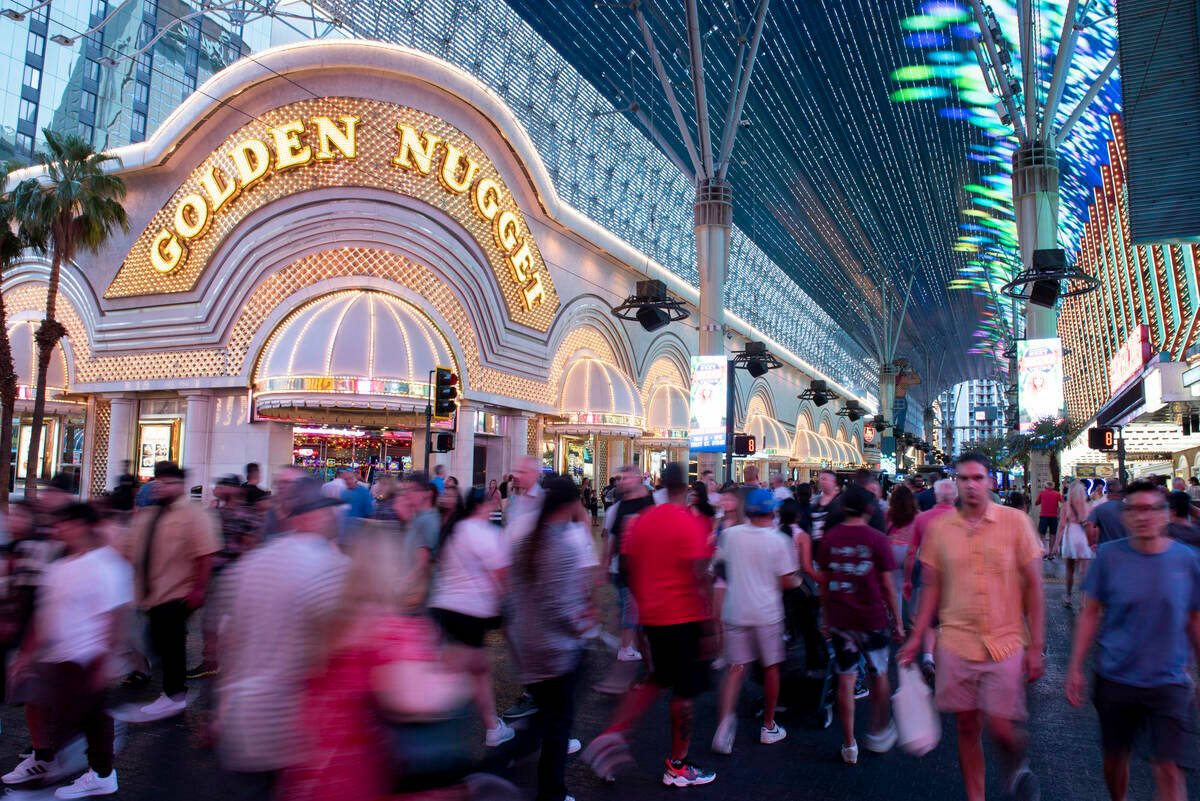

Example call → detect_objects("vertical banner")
689 355 727 452
1017 337 1065 431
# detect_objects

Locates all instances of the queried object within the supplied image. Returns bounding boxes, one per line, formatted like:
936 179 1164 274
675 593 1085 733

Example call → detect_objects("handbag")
380 704 476 793
892 664 941 756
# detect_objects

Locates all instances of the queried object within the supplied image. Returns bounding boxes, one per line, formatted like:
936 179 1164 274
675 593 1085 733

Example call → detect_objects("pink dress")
277 615 453 801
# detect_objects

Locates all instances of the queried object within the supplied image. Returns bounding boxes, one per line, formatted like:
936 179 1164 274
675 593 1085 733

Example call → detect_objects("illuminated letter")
495 210 520 251
508 240 535 283
473 178 501 220
198 165 236 213
269 120 312 171
521 273 546 308
313 115 358 160
439 143 479 193
230 138 271 189
393 124 441 174
150 229 183 273
173 193 209 239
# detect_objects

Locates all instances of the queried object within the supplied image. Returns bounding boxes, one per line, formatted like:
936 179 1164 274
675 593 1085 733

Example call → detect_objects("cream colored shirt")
920 502 1041 662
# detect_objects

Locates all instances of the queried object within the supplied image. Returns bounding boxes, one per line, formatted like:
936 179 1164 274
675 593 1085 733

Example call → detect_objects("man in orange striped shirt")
901 452 1045 801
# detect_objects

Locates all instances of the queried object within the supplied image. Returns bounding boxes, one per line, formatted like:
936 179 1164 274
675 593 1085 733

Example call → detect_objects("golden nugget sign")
108 97 559 330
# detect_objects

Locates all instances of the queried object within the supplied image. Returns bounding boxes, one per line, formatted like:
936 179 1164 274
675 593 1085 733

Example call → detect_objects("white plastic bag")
892 664 941 756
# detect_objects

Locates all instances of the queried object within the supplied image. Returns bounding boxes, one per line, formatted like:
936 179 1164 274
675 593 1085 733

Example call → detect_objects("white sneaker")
616 645 642 662
711 714 736 754
864 721 898 753
567 738 581 755
841 741 858 764
760 723 787 745
54 769 118 798
138 693 186 721
3 754 71 785
485 719 515 747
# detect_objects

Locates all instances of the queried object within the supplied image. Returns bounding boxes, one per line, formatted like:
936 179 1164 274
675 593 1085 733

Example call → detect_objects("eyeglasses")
1124 504 1166 514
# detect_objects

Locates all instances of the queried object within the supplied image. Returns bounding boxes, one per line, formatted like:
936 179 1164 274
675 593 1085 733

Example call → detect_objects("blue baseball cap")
745 487 779 516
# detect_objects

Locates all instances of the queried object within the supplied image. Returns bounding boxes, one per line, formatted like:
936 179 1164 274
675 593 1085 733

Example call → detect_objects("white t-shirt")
715 523 798 627
430 517 511 619
773 486 794 502
38 545 133 665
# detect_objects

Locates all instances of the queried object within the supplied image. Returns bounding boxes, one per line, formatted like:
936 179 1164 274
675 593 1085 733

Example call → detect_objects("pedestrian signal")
733 434 756 456
1087 427 1115 451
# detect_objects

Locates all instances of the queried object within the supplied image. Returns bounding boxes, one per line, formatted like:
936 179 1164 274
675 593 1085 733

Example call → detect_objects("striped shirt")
216 532 347 772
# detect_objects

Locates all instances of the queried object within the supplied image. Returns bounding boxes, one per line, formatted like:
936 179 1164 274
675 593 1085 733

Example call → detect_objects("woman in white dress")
1052 481 1094 608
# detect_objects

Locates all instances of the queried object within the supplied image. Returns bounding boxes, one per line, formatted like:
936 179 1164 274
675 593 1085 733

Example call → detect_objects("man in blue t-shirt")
1066 479 1200 801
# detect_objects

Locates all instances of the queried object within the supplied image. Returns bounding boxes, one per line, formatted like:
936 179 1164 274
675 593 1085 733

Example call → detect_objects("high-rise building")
938 378 1006 457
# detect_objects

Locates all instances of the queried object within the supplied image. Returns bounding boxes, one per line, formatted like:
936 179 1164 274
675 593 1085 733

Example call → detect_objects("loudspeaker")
746 358 768 378
635 305 671 332
1029 279 1060 308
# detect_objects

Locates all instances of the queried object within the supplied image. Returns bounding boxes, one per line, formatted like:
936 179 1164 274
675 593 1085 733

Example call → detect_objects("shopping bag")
892 664 941 756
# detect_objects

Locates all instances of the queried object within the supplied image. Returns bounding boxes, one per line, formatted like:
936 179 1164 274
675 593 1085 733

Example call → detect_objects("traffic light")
432 432 455 452
733 434 756 456
433 366 458 420
1087 426 1115 451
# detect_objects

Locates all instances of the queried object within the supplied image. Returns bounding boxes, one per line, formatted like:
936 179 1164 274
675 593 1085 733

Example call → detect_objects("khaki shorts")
723 620 785 667
935 645 1027 720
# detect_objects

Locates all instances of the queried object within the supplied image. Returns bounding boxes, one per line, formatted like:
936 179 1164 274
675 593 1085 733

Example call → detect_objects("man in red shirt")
1035 482 1063 553
582 463 717 788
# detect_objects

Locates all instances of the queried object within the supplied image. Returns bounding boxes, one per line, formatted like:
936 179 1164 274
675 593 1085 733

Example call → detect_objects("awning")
743 413 793 460
547 357 645 437
638 383 689 447
790 428 863 466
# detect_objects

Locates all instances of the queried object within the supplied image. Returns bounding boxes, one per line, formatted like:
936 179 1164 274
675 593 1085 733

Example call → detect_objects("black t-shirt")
609 494 655 555
819 491 886 536
242 482 269 506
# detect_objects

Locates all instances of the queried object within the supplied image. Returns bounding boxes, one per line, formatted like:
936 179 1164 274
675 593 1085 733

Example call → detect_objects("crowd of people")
0 453 1197 801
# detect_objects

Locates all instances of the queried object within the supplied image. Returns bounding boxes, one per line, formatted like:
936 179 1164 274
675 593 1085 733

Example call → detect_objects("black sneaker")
187 661 219 680
854 677 870 700
1008 762 1041 801
501 693 538 719
662 759 716 787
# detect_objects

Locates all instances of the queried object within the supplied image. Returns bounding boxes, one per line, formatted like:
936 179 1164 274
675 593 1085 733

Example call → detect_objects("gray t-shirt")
511 521 585 683
406 508 441 560
1087 499 1128 545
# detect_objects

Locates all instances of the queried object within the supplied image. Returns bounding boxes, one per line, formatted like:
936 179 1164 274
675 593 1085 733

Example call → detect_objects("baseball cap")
745 487 779 516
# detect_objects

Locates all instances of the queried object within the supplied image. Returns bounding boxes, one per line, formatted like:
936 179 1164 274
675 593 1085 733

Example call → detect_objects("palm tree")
1008 416 1080 487
0 162 47 502
12 130 127 497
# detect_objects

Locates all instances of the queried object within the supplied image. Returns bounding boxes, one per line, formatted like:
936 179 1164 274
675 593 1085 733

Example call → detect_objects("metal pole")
1054 52 1118 146
967 0 1029 145
635 4 702 180
717 0 771 180
1041 0 1080 142
725 359 735 481
1117 428 1127 484
423 368 433 475
685 0 713 178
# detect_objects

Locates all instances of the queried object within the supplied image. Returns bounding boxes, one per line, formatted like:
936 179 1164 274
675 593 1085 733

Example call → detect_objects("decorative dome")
745 413 792 458
549 357 644 436
253 291 457 423
792 427 862 466
640 383 689 445
8 321 68 398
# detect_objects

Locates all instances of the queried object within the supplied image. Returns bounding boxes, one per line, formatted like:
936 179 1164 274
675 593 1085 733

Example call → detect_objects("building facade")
1061 113 1200 424
937 378 1006 457
5 41 872 497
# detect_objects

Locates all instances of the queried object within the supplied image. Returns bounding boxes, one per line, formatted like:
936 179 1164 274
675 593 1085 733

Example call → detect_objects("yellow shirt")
919 502 1041 662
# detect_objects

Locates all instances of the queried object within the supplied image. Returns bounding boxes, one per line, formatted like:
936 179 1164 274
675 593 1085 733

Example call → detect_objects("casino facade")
5 41 874 497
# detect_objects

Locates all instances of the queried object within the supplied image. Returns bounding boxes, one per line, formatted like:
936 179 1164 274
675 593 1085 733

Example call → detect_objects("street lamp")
726 341 782 479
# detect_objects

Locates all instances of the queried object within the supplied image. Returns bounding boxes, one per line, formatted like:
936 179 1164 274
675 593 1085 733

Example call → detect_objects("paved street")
1 563 1195 801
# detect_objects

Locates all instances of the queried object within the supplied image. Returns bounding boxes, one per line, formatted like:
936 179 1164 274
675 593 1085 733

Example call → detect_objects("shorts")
724 621 785 667
610 574 638 630
643 621 710 699
431 608 502 649
1094 675 1196 766
935 645 1027 720
830 628 890 676
1037 516 1059 538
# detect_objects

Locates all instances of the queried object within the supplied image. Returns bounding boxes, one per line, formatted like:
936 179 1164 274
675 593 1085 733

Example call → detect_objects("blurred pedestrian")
215 477 347 800
278 526 470 801
2 503 132 796
583 463 717 787
123 462 220 721
510 477 589 801
711 488 799 754
429 487 512 747
901 454 1044 801
1067 479 1200 801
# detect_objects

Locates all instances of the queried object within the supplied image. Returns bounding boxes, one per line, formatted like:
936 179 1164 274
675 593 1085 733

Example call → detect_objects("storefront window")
136 421 180 480
292 427 413 483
